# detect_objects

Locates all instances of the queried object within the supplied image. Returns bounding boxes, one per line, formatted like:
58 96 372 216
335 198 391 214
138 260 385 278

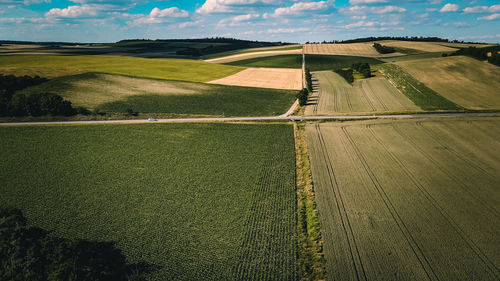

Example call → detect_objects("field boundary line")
341 126 438 281
366 124 500 279
315 124 368 281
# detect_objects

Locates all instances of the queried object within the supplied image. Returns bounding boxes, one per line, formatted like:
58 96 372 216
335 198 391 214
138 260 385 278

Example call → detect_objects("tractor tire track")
366 124 500 279
315 124 367 281
341 126 438 281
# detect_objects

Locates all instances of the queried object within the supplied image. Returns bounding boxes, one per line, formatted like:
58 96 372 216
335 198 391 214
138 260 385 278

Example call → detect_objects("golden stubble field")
207 67 302 90
396 56 500 110
306 118 500 281
204 49 302 64
305 71 420 115
304 43 405 57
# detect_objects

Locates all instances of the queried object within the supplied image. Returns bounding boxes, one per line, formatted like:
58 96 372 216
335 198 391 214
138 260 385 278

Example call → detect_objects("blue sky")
0 0 499 43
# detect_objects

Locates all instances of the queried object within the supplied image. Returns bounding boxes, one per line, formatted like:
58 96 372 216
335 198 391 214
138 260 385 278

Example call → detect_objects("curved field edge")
224 54 383 71
295 123 326 280
379 64 462 110
0 123 298 280
0 55 245 82
18 72 298 117
394 56 500 110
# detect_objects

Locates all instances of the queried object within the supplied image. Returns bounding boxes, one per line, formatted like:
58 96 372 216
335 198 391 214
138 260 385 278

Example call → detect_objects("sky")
0 0 499 43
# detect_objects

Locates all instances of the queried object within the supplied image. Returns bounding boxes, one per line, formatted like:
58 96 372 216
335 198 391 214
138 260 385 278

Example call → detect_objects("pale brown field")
396 56 500 110
376 40 458 53
306 118 500 281
204 49 302 63
207 67 302 90
304 43 405 57
305 71 420 115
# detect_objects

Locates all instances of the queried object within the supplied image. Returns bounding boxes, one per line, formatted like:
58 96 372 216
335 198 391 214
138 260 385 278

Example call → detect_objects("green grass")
379 63 462 110
19 73 297 116
0 123 297 281
0 55 244 82
395 56 500 110
226 54 382 71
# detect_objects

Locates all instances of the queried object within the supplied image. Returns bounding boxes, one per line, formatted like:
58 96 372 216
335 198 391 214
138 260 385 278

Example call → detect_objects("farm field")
395 56 500 110
0 55 244 82
202 44 302 59
225 54 382 70
18 72 297 116
207 67 302 90
305 71 420 115
0 123 297 281
304 43 405 57
204 48 302 63
306 118 500 281
375 40 458 53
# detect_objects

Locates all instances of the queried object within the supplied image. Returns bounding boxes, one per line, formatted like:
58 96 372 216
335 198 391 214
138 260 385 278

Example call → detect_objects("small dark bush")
297 88 309 106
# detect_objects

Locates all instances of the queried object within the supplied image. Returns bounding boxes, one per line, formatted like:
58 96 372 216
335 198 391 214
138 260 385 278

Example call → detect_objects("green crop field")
395 56 500 110
0 55 244 82
306 118 500 281
0 123 297 281
225 54 382 71
18 73 297 116
379 63 461 110
305 71 420 115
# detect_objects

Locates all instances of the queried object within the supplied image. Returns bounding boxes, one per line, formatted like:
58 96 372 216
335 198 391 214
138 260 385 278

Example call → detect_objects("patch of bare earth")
207 68 302 90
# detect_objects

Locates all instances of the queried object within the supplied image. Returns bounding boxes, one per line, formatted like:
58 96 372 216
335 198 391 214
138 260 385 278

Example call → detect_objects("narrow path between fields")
1 112 499 126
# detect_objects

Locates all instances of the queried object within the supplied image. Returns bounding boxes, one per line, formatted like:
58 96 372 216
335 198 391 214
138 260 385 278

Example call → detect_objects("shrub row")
373 43 396 54
305 68 312 92
352 63 372 78
334 68 354 84
0 208 154 281
452 46 500 67
0 74 88 117
297 88 309 106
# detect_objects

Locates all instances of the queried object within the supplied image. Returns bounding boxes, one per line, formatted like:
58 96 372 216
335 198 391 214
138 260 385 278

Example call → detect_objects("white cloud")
266 27 308 33
178 19 203 28
129 7 189 26
343 19 399 29
45 5 98 18
265 1 328 18
477 13 500 20
196 0 273 14
0 0 50 5
463 5 500 13
218 13 259 26
342 5 406 14
440 3 459 12
349 0 387 4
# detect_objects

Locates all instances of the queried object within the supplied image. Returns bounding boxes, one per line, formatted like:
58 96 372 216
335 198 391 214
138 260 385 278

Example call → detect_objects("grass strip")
295 122 326 280
379 64 462 110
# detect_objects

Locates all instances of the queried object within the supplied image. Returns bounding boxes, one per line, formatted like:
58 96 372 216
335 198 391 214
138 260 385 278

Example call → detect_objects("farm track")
2 112 500 126
306 119 500 281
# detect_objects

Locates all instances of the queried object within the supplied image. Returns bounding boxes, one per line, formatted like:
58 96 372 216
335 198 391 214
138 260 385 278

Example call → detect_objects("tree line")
333 63 372 84
297 68 313 106
309 36 484 44
451 45 500 66
0 74 88 117
0 208 157 281
373 43 395 54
